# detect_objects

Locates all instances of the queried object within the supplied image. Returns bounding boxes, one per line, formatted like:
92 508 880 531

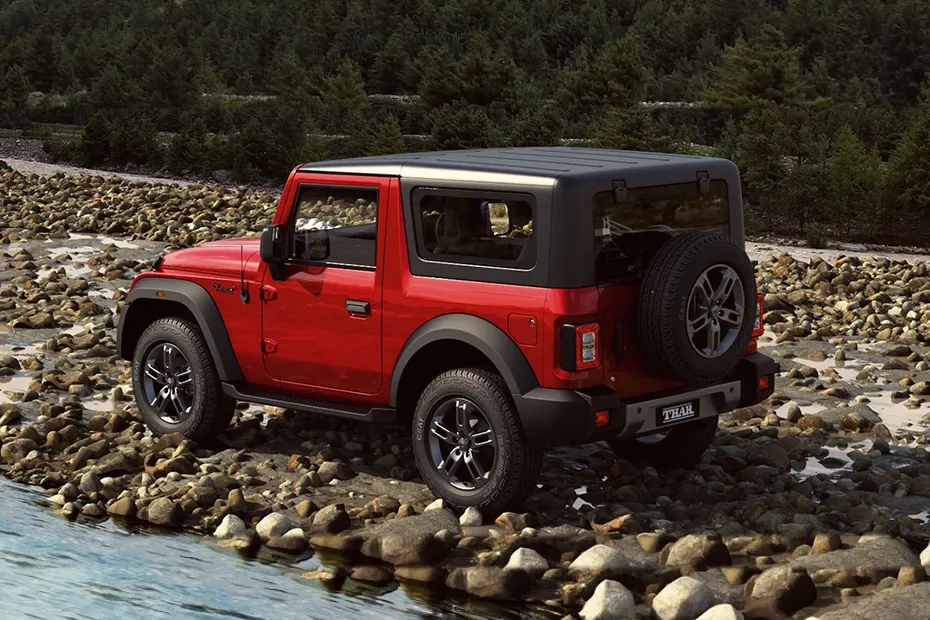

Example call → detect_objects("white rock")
255 512 294 541
79 471 102 494
921 542 930 571
214 514 247 540
568 544 632 577
696 604 744 620
280 528 307 543
424 498 444 512
653 576 716 620
459 506 483 526
504 547 549 576
580 579 636 620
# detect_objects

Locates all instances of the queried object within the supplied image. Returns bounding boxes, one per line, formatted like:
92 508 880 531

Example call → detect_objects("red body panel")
135 166 697 408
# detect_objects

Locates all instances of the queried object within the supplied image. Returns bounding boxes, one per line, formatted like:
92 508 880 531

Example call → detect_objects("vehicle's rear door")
260 173 388 396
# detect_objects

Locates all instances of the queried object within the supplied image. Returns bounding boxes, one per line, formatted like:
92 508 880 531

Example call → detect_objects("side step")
222 383 396 423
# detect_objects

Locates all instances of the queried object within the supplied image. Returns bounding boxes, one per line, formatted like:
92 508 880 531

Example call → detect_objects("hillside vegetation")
3 0 930 244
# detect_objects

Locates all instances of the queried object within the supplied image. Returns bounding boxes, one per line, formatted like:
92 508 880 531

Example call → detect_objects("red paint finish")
507 314 538 346
131 164 697 410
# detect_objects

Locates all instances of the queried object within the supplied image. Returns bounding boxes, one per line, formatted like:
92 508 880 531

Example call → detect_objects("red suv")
117 147 775 513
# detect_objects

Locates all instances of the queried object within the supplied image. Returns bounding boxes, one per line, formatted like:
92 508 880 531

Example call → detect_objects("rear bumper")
513 352 778 446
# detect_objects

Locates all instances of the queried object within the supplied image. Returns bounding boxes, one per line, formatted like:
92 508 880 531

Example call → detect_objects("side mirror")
260 224 287 280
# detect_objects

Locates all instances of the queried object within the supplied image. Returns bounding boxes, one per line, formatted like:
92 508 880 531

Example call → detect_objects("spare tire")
638 231 756 384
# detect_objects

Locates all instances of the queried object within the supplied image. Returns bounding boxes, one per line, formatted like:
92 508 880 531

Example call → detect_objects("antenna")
239 245 249 303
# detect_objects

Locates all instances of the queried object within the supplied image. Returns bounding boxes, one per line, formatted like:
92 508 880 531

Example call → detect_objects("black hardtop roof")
298 147 737 186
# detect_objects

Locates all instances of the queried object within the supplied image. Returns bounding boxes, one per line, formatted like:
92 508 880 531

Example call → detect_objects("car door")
260 174 386 396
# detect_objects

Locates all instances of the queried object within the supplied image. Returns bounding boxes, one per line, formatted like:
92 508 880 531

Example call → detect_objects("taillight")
560 322 600 371
751 294 764 337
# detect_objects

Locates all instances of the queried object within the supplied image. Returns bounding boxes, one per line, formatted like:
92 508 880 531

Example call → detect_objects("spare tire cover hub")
687 264 745 358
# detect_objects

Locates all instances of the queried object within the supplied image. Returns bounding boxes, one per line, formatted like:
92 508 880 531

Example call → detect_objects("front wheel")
608 416 718 471
412 368 543 515
131 317 235 443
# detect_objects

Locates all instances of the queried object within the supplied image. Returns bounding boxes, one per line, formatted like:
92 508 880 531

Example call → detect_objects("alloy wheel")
686 264 745 358
426 397 497 491
141 342 194 424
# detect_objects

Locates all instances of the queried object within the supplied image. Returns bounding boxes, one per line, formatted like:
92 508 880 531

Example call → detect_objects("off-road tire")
131 317 235 442
638 231 756 384
609 416 718 471
413 368 543 514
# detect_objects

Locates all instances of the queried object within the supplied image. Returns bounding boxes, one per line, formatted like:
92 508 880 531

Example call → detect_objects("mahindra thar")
117 147 776 512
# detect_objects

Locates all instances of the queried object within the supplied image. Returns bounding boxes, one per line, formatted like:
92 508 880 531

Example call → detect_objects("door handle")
345 300 371 316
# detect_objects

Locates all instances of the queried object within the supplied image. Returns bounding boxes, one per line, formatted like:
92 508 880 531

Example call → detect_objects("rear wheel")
608 416 718 471
413 368 543 514
131 317 235 443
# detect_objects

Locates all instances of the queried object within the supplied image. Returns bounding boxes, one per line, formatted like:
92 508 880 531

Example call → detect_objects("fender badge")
213 283 237 294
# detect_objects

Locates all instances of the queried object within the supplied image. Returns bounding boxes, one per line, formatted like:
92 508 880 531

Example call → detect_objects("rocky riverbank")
3 165 930 620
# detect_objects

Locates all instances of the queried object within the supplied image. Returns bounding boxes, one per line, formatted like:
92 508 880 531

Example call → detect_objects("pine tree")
430 105 491 150
367 115 405 155
511 105 565 147
705 25 804 107
827 125 884 237
595 107 667 151
80 112 112 166
887 108 930 228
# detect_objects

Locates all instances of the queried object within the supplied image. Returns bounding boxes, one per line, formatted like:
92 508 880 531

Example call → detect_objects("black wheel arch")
389 314 539 409
117 277 244 383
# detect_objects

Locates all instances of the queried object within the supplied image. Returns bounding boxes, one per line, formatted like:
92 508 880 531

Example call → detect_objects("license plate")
657 399 699 426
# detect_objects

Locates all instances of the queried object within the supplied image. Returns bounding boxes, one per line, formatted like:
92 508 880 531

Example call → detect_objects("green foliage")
827 125 884 236
80 112 111 166
887 108 930 223
430 105 491 150
367 116 405 156
705 24 804 107
595 107 668 152
511 105 565 147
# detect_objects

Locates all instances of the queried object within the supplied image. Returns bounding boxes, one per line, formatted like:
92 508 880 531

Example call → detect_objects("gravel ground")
4 165 930 620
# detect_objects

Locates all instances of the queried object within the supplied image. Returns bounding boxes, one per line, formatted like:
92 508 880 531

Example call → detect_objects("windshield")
592 180 729 283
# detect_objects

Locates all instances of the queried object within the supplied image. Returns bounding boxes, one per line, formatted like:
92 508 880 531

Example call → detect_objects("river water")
0 477 556 620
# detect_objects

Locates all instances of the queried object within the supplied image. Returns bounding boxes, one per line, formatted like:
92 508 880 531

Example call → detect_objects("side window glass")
291 186 379 267
415 193 536 268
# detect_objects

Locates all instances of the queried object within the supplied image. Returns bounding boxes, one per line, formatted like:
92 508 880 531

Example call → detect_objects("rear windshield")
593 180 729 283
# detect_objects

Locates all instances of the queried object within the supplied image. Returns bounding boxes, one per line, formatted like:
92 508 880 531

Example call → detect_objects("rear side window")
413 191 536 268
290 185 378 268
593 180 729 282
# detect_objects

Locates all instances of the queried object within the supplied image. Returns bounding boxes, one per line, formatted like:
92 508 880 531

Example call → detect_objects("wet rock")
809 583 930 620
107 497 136 518
146 497 184 527
360 508 461 566
568 544 632 579
445 566 531 600
79 471 102 494
1 438 37 463
256 512 294 541
394 566 445 583
214 514 248 539
295 499 317 519
665 535 731 571
0 406 22 427
814 404 882 430
267 528 308 552
311 503 350 534
503 547 549 577
579 579 635 620
317 460 354 483
653 576 717 620
747 566 817 616
93 450 141 476
349 565 392 584
793 536 920 582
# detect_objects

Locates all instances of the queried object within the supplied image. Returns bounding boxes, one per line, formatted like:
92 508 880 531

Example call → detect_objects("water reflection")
0 477 559 620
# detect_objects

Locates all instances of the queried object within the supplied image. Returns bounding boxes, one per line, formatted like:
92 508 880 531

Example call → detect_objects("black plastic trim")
389 313 538 407
736 352 778 408
117 278 244 382
223 383 396 423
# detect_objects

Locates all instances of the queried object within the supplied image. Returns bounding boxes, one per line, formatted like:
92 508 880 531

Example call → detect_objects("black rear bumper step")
222 384 396 423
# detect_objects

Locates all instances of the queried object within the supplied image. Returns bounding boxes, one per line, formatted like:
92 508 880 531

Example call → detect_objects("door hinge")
612 179 628 203
697 170 710 194
260 286 277 301
261 339 278 354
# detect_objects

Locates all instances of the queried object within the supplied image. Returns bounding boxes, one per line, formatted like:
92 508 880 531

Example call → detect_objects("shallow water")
0 477 557 620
